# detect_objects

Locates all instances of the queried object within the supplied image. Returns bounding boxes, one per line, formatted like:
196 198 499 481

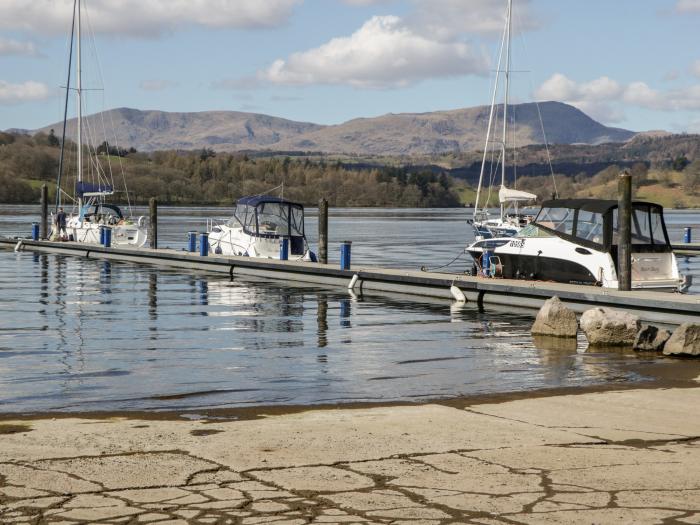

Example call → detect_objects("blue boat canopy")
76 182 114 197
236 195 303 208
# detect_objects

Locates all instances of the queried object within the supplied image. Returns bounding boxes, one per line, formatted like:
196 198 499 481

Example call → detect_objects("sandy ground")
1 387 699 524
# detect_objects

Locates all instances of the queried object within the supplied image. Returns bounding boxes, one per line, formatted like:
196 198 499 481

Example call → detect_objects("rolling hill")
34 101 635 156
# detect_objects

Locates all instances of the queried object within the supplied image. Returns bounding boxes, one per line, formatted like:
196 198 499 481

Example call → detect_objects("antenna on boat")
56 0 78 213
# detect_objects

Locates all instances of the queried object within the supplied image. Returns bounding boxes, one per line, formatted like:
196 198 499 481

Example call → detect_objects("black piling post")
149 197 157 250
618 170 632 291
318 198 328 264
40 184 48 240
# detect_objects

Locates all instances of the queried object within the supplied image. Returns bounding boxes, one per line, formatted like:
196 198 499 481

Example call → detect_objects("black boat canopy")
532 198 671 252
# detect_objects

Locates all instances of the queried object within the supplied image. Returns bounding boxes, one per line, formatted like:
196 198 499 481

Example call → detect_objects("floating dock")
673 243 700 256
2 238 699 325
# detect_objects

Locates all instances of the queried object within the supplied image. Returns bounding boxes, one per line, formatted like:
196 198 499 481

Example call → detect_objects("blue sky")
1 0 700 133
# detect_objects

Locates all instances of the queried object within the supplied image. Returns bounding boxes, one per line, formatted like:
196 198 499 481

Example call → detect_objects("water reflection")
317 295 328 349
1 250 699 413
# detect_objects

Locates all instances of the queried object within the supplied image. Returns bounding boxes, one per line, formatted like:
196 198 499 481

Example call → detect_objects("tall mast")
473 1 508 221
501 0 512 222
76 0 83 216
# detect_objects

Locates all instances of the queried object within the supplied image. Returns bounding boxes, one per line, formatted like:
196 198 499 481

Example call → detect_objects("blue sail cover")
76 182 113 197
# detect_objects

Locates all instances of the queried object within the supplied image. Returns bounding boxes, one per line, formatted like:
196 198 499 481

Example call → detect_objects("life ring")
137 216 146 227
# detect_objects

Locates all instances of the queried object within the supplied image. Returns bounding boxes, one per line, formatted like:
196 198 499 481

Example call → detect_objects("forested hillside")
0 132 460 207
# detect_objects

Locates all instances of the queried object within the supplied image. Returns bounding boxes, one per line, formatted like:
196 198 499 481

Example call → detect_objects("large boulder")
531 296 578 338
633 325 672 352
580 307 640 346
663 324 700 357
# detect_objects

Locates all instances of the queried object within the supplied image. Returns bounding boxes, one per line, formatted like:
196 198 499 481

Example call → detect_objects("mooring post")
149 197 157 250
618 170 632 291
318 198 328 264
199 233 209 257
279 238 289 261
187 231 197 253
685 227 692 244
40 184 48 240
340 241 352 271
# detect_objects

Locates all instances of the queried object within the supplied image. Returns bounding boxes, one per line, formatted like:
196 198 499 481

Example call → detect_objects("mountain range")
33 101 636 156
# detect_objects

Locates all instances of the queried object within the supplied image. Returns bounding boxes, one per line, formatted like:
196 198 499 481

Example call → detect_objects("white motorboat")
51 0 147 247
208 196 316 260
467 199 685 292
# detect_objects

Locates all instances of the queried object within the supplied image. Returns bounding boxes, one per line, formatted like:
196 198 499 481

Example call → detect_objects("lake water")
1 205 699 414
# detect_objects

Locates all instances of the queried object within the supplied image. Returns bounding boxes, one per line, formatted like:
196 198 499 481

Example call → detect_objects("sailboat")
470 0 538 240
51 0 147 247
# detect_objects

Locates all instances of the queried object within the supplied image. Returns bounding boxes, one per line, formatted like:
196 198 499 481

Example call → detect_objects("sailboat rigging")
52 0 147 247
470 0 538 240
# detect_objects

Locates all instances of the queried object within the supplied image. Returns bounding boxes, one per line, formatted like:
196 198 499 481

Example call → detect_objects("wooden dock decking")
3 238 699 325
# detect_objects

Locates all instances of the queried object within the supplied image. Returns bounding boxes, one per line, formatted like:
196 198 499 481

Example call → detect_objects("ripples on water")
1 206 699 413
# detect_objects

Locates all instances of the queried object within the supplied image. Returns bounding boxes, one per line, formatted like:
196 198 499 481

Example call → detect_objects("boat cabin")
526 199 672 254
228 196 306 255
80 203 124 225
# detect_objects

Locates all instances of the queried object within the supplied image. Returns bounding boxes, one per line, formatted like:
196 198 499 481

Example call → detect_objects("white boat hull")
208 225 308 260
53 217 148 248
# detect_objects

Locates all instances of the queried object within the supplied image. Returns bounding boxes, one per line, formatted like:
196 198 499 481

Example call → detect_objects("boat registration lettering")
509 239 526 249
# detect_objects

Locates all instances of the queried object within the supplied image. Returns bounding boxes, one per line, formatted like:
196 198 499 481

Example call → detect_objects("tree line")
0 132 460 207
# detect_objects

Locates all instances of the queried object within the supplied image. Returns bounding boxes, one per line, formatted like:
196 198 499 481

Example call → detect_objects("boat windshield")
576 210 604 244
230 203 254 230
516 224 553 238
535 207 575 236
534 205 604 245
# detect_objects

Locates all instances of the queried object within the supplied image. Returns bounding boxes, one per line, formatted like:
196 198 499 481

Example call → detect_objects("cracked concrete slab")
469 388 700 441
1 387 699 524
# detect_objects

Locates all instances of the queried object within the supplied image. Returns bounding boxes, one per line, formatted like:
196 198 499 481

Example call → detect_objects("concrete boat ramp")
3 238 698 325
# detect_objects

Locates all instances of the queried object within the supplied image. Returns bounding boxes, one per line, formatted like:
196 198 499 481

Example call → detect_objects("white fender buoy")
450 284 467 303
14 240 23 252
348 274 359 290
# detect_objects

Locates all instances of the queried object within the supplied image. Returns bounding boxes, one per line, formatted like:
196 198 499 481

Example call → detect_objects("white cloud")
342 0 392 5
407 0 537 41
0 0 301 37
691 60 700 78
535 73 625 122
0 80 51 104
623 82 700 111
258 15 489 89
139 79 178 91
0 37 40 57
536 73 700 123
676 0 700 12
